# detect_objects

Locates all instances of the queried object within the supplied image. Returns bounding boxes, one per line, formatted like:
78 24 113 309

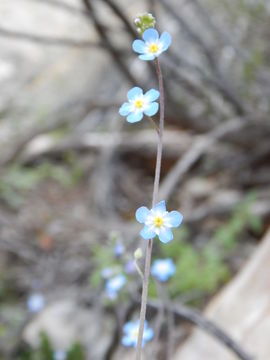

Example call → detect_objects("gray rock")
23 299 115 359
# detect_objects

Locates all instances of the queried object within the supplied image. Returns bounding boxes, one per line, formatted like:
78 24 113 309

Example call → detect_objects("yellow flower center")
132 329 139 339
135 99 143 109
149 43 159 53
154 216 163 227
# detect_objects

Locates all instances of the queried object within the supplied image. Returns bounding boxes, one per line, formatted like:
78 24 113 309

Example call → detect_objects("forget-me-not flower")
133 28 171 61
54 350 67 360
101 267 114 279
106 274 126 300
27 292 45 313
114 241 125 257
119 87 159 123
125 260 136 274
122 320 154 348
136 200 183 243
151 258 176 282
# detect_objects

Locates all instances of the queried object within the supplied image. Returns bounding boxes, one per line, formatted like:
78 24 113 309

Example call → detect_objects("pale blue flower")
54 350 67 360
106 274 126 300
119 87 159 123
101 267 114 279
133 28 171 61
27 292 45 313
136 200 183 243
122 320 154 348
125 260 136 274
151 258 176 282
114 241 124 257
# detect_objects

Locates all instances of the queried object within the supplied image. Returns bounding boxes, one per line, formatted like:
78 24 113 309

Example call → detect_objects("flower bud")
134 13 156 35
134 247 143 260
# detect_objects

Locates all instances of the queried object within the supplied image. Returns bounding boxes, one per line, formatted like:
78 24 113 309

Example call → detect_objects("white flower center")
157 263 169 272
131 95 148 113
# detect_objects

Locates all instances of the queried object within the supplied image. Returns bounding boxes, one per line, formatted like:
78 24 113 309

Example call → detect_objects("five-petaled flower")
136 200 183 243
151 258 176 282
133 28 171 61
119 87 159 123
105 274 126 300
122 320 154 348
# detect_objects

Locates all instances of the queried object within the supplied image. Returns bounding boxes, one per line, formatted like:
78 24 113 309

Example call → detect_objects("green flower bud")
134 247 143 260
134 13 156 35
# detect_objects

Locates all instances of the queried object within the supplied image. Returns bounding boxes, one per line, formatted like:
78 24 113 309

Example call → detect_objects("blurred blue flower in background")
151 258 176 282
133 28 171 61
27 292 45 313
106 274 126 300
119 87 159 123
136 200 183 243
125 260 136 274
101 267 114 279
122 320 154 348
54 350 67 360
114 241 125 257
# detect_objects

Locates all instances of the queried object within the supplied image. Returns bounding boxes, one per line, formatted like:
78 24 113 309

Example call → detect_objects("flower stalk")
136 58 165 360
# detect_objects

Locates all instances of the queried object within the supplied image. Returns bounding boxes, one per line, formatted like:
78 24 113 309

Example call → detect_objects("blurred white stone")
23 299 114 359
173 229 270 360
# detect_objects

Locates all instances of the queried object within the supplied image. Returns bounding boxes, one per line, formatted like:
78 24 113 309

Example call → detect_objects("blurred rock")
173 228 270 360
23 299 114 359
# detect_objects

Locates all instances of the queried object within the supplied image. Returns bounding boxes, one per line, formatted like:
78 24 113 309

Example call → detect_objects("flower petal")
136 206 150 223
160 31 172 51
143 28 159 42
140 225 156 240
123 321 135 333
144 89 160 102
132 39 146 54
139 54 155 61
167 211 183 227
152 200 166 213
158 228 173 243
119 102 131 116
144 102 159 116
122 335 135 347
127 111 143 123
127 87 143 101
144 328 154 341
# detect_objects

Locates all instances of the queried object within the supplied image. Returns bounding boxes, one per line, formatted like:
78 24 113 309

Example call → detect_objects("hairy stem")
136 58 165 360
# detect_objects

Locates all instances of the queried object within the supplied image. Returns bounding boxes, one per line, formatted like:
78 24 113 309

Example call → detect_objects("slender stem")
147 116 160 134
136 58 165 360
134 260 144 281
152 58 165 207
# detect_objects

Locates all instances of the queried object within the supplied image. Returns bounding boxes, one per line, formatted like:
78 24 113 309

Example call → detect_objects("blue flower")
114 241 125 257
119 87 159 123
27 292 45 313
125 260 136 275
133 28 171 61
122 320 154 348
101 267 114 279
151 258 176 282
105 274 126 300
136 200 183 243
54 350 67 360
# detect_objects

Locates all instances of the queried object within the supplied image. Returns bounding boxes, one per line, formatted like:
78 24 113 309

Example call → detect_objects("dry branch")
22 130 192 161
159 115 266 201
0 26 103 48
147 299 254 360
